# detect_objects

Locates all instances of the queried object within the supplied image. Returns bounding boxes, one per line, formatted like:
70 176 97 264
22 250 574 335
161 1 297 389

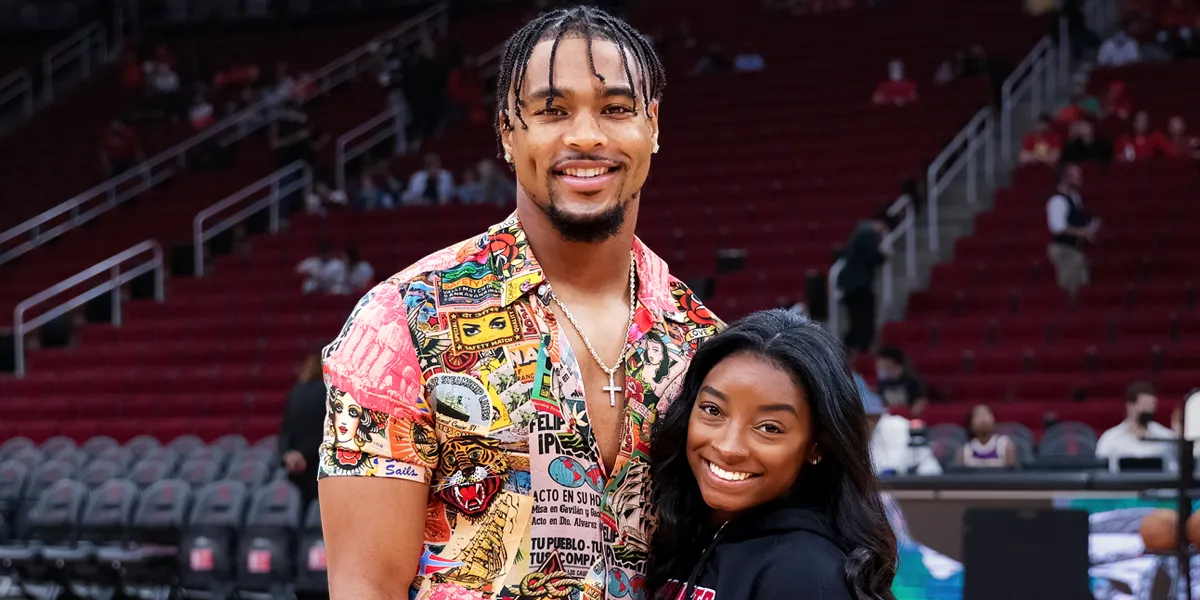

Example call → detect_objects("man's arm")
317 282 439 600
321 477 429 600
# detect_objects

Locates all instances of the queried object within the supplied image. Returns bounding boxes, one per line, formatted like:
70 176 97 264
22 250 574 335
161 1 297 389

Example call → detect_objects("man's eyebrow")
525 85 637 103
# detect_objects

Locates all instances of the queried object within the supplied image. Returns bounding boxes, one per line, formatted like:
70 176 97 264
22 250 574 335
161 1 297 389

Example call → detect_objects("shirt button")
537 284 549 297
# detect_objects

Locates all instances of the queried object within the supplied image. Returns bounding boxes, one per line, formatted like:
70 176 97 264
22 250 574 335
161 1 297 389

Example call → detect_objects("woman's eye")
759 423 783 434
700 404 721 417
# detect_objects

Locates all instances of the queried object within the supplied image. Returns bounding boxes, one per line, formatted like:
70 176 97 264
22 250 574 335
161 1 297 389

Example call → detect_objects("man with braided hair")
318 6 720 600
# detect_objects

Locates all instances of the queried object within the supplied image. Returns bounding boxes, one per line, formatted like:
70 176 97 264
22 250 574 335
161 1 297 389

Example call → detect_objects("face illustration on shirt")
332 394 363 445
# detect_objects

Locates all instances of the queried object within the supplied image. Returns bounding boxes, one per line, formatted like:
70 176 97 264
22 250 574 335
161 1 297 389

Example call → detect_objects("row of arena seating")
0 434 327 598
879 60 1200 433
922 421 1105 469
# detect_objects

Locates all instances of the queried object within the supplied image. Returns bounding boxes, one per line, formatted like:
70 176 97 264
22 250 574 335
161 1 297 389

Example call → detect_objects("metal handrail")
827 194 915 339
0 69 34 120
193 161 313 276
924 106 995 253
999 35 1059 164
43 20 108 103
0 2 450 268
334 36 503 192
12 240 164 377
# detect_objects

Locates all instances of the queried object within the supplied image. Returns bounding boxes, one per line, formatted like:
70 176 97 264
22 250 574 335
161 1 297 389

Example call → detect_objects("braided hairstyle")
493 5 666 158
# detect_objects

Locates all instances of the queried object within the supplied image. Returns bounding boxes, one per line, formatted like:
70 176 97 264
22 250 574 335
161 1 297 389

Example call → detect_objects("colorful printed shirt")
317 214 721 600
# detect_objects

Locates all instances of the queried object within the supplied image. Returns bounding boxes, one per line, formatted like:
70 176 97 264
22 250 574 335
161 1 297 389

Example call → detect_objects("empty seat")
177 459 222 490
225 458 272 490
141 447 182 474
212 434 249 458
97 479 192 595
0 480 88 589
80 460 122 489
179 480 250 596
236 481 303 592
129 460 175 489
4 447 42 470
125 435 162 457
41 479 139 588
1041 421 1098 446
94 446 135 471
79 436 120 457
186 446 229 471
295 501 326 594
927 423 968 445
0 462 29 542
39 436 76 460
17 459 76 538
0 438 36 462
167 435 206 457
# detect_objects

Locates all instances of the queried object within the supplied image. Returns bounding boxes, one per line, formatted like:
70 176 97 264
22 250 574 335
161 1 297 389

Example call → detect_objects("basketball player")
317 7 721 600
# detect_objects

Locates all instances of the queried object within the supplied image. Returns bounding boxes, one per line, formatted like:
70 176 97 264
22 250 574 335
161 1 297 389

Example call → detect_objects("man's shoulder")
662 275 725 332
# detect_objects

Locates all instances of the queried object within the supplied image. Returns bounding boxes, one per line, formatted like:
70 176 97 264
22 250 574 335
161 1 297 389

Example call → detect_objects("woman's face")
332 396 362 445
686 353 814 522
646 339 665 365
970 405 995 437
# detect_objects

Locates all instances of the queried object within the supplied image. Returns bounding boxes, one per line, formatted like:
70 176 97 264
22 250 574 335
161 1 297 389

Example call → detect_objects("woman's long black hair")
647 309 898 600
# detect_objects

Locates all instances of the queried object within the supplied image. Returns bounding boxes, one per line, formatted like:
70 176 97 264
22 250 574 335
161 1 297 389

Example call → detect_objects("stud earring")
652 140 660 154
811 455 822 465
503 151 512 164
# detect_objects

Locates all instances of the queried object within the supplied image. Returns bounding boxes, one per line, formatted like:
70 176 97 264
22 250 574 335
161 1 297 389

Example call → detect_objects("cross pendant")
602 371 622 407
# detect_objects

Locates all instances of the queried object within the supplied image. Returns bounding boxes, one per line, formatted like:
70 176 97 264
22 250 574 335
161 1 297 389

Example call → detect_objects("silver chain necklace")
548 250 637 407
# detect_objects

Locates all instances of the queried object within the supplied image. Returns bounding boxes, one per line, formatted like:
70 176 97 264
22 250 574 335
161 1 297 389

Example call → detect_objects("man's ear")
648 99 661 150
498 112 515 165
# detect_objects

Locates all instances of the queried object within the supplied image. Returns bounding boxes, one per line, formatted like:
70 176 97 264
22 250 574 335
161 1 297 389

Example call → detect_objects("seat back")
296 501 326 593
95 446 135 471
212 435 248 459
1038 433 1098 458
82 479 139 542
29 479 89 543
80 436 120 457
1042 421 1097 446
126 435 163 458
81 460 122 489
178 459 222 490
186 446 229 472
927 423 969 445
27 459 76 501
130 459 175 489
167 435 206 457
225 458 271 490
0 461 29 509
237 481 303 589
133 479 192 544
995 422 1034 447
0 437 36 461
40 436 77 460
180 480 249 589
6 447 42 470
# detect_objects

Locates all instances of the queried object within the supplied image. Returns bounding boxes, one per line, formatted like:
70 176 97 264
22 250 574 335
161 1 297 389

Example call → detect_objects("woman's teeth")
707 460 753 482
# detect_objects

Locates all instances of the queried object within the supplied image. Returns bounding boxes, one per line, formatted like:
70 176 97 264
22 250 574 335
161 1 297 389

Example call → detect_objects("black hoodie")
667 502 854 600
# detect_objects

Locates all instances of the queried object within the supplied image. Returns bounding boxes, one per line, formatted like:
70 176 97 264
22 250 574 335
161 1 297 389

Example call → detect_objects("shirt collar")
484 213 684 322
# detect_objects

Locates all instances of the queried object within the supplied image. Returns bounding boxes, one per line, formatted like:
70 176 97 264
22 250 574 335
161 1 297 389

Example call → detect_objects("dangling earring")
503 151 512 164
810 455 822 465
652 140 660 154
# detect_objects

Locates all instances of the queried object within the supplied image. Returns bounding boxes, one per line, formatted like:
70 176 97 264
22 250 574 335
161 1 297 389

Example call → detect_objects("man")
1095 382 1175 472
401 153 455 205
872 60 918 107
875 346 929 417
317 7 721 600
1018 114 1062 166
1059 119 1111 166
1046 164 1099 301
836 211 890 353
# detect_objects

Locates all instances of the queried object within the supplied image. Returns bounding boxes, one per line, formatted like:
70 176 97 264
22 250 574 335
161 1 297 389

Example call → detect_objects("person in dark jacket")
836 212 890 354
278 351 327 506
648 310 898 600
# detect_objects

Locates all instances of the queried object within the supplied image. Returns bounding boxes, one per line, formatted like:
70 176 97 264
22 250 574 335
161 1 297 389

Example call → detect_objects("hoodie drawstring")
682 521 728 600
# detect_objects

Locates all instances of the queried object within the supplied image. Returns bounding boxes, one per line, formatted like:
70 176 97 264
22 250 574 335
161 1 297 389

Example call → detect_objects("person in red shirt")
1019 115 1064 165
1166 115 1200 159
1114 109 1174 161
872 60 918 107
99 118 145 177
1103 80 1133 120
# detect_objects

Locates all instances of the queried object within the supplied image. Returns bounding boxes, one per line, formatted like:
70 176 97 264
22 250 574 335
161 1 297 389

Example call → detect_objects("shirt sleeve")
1046 195 1069 234
317 280 437 483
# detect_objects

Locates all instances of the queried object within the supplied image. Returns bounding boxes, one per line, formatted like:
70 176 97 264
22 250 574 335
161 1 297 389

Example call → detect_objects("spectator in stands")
836 212 890 353
868 394 942 476
957 404 1016 468
1054 76 1102 126
474 158 517 206
1060 119 1112 165
1057 0 1102 59
401 153 454 205
1046 164 1098 302
269 61 296 104
188 90 215 132
342 247 376 294
1102 81 1133 121
144 60 184 121
732 42 766 72
99 118 145 178
691 43 731 76
1096 381 1175 472
296 243 347 295
1098 24 1142 66
279 351 326 505
1114 109 1174 161
874 347 929 417
446 54 486 126
377 42 410 155
1019 114 1064 166
356 171 397 211
872 60 918 107
403 36 448 148
1166 115 1200 158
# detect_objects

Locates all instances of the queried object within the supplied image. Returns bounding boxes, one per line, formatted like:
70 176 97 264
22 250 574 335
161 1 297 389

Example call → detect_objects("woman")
958 404 1016 468
648 309 897 600
278 351 329 506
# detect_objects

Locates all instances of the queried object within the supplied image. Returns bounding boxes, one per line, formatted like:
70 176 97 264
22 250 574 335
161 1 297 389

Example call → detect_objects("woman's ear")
808 444 822 466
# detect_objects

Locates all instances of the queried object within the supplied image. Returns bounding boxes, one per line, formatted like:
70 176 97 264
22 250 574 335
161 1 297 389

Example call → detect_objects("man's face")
876 357 902 380
501 35 659 243
1062 164 1083 189
1133 111 1149 134
1130 393 1158 418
